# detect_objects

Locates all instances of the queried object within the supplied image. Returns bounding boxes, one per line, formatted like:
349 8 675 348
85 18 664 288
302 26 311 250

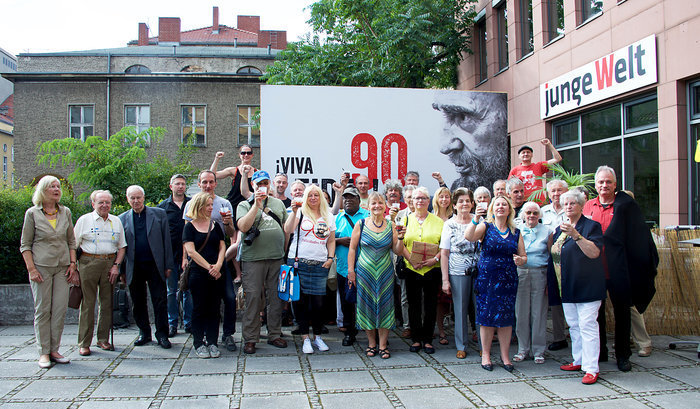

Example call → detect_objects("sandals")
366 346 378 357
513 353 527 362
439 336 449 345
534 355 545 364
378 348 391 359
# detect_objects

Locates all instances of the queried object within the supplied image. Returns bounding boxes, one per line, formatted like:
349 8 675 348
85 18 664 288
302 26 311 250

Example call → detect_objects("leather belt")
80 252 116 260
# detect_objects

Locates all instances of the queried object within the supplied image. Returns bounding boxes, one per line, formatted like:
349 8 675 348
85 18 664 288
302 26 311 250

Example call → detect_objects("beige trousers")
78 256 114 347
630 306 652 349
30 265 69 355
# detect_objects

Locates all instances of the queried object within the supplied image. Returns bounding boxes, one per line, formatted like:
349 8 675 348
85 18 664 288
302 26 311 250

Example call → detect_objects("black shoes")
617 358 632 372
548 340 568 351
481 363 493 371
342 334 356 346
409 343 422 353
184 324 192 334
423 345 435 354
222 335 237 352
168 326 177 338
157 335 172 349
134 335 152 346
502 364 514 372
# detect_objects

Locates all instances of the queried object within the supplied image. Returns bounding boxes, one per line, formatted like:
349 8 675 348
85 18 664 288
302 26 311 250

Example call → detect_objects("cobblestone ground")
0 324 697 408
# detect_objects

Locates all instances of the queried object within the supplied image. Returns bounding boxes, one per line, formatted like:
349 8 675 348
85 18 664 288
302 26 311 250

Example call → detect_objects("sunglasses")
240 151 253 156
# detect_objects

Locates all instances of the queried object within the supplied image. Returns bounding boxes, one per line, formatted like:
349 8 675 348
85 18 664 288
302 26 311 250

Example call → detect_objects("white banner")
261 85 508 199
540 35 657 119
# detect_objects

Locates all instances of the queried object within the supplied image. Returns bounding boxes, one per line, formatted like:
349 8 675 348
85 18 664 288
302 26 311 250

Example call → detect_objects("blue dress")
475 223 519 327
356 221 395 330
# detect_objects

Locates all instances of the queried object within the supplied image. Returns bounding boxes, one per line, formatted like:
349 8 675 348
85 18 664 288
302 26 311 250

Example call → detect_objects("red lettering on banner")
595 54 614 90
351 133 378 181
381 133 407 183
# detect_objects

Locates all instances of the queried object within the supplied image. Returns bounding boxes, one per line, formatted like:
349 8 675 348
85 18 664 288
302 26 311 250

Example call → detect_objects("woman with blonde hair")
20 175 79 368
432 187 453 221
183 192 226 358
465 195 526 372
285 184 336 354
432 186 453 345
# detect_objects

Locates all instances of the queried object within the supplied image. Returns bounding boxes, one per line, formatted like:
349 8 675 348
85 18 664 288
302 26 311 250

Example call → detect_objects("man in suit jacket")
120 185 174 349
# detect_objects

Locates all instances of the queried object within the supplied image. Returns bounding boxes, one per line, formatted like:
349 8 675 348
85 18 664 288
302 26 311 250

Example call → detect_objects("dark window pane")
251 127 260 147
554 119 579 146
626 99 658 131
559 148 580 174
70 106 81 123
692 85 700 117
84 107 94 124
70 126 81 139
125 107 136 124
691 124 700 223
624 132 659 225
582 106 621 143
497 5 508 70
84 126 93 137
582 140 622 177
239 126 249 145
182 107 192 125
195 127 206 145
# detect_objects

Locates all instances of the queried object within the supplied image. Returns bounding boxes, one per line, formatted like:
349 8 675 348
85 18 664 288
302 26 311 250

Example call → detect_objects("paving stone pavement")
0 324 697 408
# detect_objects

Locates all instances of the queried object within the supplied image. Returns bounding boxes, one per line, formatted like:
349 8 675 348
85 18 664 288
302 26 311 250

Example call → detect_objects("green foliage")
36 127 199 207
264 0 477 89
0 185 91 284
527 163 596 202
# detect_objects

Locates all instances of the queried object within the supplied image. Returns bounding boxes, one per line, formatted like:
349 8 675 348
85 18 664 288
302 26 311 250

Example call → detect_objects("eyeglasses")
240 151 253 156
275 173 287 178
413 197 429 201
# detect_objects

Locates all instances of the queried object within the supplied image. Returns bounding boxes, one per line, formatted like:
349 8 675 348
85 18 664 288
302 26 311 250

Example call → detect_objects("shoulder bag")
179 219 214 292
278 212 303 302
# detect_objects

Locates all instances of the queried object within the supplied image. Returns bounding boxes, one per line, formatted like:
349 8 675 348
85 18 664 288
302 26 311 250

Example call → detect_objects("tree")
264 0 477 89
36 127 199 207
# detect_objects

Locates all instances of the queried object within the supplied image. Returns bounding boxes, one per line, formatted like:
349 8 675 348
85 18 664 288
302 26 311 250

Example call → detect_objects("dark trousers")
337 275 357 335
221 263 237 338
189 270 223 348
129 260 168 339
293 292 324 335
405 267 441 344
598 279 632 361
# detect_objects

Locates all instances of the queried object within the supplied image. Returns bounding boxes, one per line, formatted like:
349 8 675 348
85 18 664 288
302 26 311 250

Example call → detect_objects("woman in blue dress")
465 195 527 372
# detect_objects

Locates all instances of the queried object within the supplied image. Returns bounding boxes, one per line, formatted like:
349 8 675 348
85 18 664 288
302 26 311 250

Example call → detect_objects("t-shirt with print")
334 208 370 278
236 196 288 262
439 217 478 276
508 161 549 201
288 210 337 262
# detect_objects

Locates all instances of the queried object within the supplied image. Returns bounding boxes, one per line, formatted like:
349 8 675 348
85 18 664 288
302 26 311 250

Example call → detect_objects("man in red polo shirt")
508 139 563 203
582 166 658 373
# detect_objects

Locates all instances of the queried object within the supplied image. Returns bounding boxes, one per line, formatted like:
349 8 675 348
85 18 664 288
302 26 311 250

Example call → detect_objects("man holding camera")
237 170 289 354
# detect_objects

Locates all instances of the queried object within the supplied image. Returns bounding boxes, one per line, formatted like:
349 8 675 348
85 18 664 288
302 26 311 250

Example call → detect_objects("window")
181 65 206 72
474 14 487 83
181 105 206 146
125 65 151 74
69 105 94 141
125 105 151 135
552 95 659 224
3 157 6 180
518 0 534 58
238 106 260 147
11 145 13 162
689 81 700 223
495 1 508 71
579 0 603 24
543 0 564 44
237 66 262 75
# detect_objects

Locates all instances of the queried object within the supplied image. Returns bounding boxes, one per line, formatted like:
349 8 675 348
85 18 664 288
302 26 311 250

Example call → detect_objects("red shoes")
582 372 599 384
560 363 582 371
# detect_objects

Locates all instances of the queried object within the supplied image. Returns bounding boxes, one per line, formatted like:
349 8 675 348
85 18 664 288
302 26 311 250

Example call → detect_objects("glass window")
68 105 94 141
124 105 151 137
582 140 622 176
689 81 700 224
125 65 151 74
238 106 260 147
181 105 206 146
625 98 658 132
237 66 262 75
519 0 534 57
559 148 581 174
475 18 487 82
580 0 603 24
495 2 508 71
3 156 6 180
624 132 659 224
543 0 564 43
553 118 579 146
582 105 621 143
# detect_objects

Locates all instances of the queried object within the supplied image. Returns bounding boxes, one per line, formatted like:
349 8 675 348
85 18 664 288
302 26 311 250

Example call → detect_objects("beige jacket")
20 204 77 267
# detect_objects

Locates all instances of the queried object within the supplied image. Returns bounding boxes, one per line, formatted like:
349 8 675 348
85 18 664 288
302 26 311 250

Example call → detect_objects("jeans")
222 263 237 338
166 263 193 329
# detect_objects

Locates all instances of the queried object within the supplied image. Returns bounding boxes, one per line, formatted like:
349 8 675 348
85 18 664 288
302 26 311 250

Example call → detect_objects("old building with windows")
6 7 285 190
458 0 700 226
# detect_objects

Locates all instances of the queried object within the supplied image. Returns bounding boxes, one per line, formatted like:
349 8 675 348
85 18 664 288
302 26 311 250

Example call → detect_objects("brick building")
5 7 285 193
457 0 700 226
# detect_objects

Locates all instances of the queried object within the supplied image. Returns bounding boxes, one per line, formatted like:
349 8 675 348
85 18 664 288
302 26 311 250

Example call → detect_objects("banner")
261 85 508 199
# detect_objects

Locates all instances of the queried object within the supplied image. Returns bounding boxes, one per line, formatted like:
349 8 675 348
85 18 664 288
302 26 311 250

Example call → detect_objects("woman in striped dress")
348 193 403 359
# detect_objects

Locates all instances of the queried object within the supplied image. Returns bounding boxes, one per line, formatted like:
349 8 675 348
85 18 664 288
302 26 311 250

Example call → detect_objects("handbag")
278 213 303 302
179 220 214 292
344 277 357 304
68 285 82 309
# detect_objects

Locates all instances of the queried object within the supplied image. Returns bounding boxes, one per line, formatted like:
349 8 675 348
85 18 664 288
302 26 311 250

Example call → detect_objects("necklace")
42 207 58 216
372 218 384 228
495 224 509 235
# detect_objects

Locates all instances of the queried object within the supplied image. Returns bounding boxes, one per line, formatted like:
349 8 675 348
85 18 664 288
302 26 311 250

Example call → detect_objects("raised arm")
464 218 487 242
542 139 563 165
210 151 236 179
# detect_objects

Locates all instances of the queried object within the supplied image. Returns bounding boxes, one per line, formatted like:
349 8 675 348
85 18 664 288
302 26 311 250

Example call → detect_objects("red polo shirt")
583 195 615 278
508 161 549 202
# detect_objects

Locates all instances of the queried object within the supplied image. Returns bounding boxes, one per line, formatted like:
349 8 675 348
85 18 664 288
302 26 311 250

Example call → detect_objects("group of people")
20 142 658 387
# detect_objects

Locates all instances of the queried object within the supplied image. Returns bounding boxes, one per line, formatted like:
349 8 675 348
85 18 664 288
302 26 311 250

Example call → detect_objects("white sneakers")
313 336 329 351
302 336 329 354
195 345 210 358
209 344 221 358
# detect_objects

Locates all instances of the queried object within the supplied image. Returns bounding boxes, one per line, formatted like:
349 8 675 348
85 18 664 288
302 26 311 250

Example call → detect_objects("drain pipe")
106 53 111 137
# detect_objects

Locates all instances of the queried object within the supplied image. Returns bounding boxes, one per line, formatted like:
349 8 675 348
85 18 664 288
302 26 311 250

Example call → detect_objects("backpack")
112 283 131 329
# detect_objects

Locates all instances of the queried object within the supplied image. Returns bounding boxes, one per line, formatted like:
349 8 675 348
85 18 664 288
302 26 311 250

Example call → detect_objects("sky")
1 0 315 56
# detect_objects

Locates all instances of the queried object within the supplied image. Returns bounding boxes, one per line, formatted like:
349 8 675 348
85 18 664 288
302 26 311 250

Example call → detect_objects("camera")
244 226 260 245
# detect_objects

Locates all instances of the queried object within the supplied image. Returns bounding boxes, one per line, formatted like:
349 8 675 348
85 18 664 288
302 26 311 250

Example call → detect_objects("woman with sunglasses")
210 145 257 211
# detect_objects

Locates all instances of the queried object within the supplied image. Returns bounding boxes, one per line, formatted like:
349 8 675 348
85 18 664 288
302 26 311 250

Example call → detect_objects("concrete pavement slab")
166 374 234 396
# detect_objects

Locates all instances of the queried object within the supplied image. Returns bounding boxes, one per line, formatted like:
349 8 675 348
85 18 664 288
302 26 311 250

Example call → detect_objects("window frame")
180 104 207 147
494 0 509 72
124 104 152 134
474 10 488 84
578 0 603 26
687 80 700 224
68 104 95 141
237 105 260 147
518 0 534 59
543 0 564 45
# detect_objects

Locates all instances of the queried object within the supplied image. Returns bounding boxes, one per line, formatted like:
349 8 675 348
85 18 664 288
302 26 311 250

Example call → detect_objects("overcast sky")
1 0 315 56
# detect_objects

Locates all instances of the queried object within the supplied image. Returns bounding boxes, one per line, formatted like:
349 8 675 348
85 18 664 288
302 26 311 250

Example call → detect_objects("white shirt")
541 203 565 234
288 209 337 262
74 211 127 254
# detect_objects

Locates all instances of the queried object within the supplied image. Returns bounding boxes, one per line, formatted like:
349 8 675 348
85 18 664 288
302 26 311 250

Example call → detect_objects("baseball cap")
518 145 533 154
342 186 360 198
251 170 271 184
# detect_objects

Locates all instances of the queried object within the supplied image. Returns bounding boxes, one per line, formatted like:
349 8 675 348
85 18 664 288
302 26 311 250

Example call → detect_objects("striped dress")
356 220 395 330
